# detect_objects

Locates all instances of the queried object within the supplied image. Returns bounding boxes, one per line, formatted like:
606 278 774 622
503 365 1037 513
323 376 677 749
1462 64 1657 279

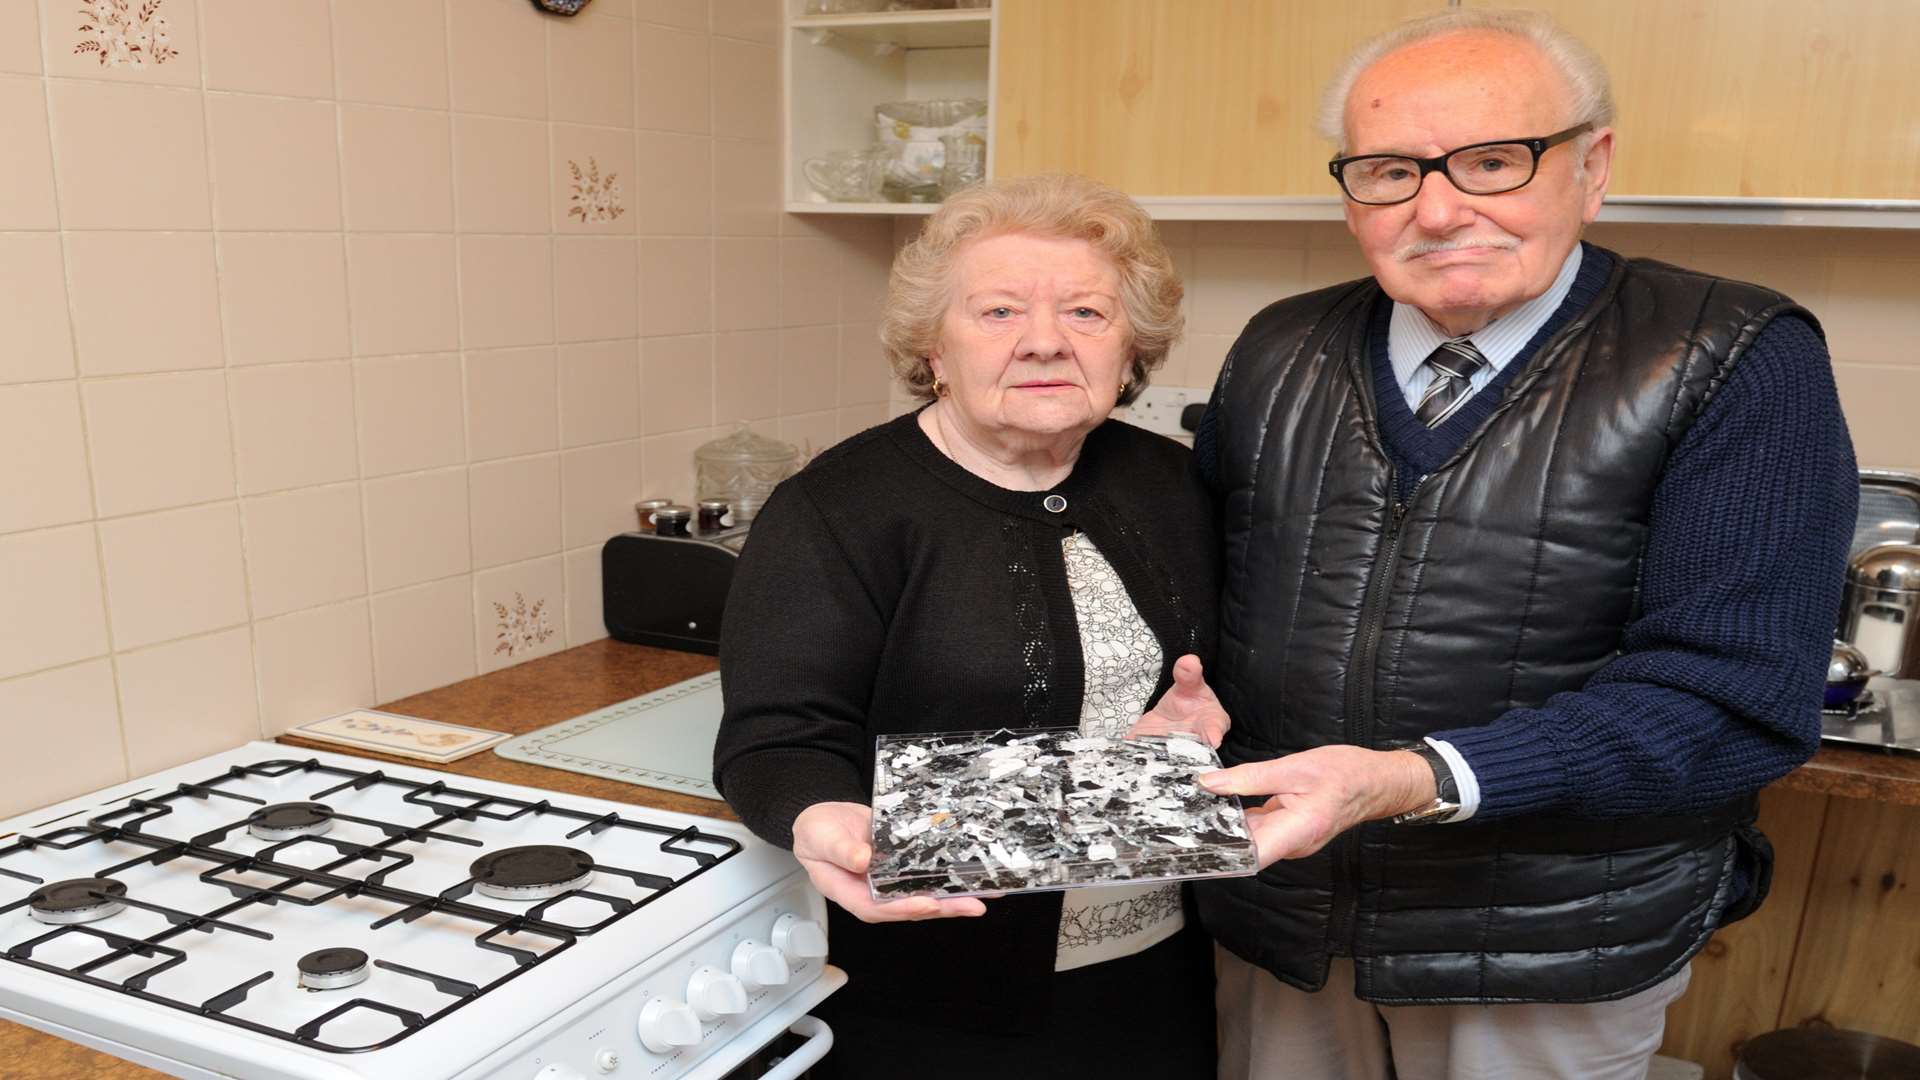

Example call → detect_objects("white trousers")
1216 947 1692 1080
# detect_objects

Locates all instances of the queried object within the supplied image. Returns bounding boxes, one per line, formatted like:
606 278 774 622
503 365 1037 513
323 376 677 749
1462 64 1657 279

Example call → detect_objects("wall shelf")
791 10 992 50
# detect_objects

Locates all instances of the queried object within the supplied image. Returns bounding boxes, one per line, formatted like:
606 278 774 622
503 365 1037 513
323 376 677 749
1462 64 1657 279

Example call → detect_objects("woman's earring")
932 375 947 397
1119 379 1132 397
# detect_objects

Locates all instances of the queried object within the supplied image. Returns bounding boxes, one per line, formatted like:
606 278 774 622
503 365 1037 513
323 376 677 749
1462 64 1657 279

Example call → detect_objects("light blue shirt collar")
1387 245 1584 402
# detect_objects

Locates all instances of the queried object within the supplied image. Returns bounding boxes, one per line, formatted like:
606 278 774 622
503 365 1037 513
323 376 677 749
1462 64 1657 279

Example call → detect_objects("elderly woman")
713 174 1223 1077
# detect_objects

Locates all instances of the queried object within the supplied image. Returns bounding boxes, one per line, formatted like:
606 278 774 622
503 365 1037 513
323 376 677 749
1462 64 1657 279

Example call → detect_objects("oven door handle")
756 1015 834 1080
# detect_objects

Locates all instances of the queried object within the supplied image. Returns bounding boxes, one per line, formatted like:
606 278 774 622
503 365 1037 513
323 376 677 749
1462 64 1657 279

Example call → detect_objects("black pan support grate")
0 759 740 1054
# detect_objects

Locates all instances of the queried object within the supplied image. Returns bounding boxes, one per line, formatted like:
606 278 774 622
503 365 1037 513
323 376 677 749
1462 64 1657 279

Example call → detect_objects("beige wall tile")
779 325 838 415
355 353 466 477
470 454 562 569
370 577 476 701
1191 222 1313 248
332 0 448 109
594 0 636 15
562 442 641 548
0 382 93 533
712 238 777 330
640 427 705 504
1303 245 1374 290
47 81 208 229
838 220 894 322
838 403 886 440
98 502 249 651
205 94 341 231
1177 332 1238 392
635 23 709 135
779 408 839 457
82 371 234 517
115 627 260 774
560 340 641 447
254 599 375 733
0 234 75 383
217 233 352 365
642 237 713 336
554 125 636 233
0 660 125 817
66 231 223 376
780 236 839 327
714 329 778 423
453 115 551 234
712 139 777 236
241 483 368 619
1688 253 1834 312
41 0 199 86
466 347 559 460
450 0 548 120
554 237 639 342
364 467 471 592
229 362 358 495
0 3 42 74
1822 259 1920 366
551 13 634 129
636 0 708 32
635 132 713 236
0 524 109 680
340 105 454 233
1834 362 1920 471
562 545 604 647
347 234 460 355
1189 246 1311 335
710 0 776 44
0 77 58 229
641 333 713 433
838 321 888 406
459 235 555 349
201 0 334 98
710 39 775 141
475 555 566 673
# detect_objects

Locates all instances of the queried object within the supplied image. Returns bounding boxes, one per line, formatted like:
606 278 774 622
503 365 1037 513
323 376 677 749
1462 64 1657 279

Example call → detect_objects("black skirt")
807 920 1216 1080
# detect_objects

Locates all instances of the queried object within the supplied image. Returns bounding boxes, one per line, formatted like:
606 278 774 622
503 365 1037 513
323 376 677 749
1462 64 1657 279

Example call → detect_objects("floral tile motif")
565 157 624 224
74 0 178 68
493 592 555 657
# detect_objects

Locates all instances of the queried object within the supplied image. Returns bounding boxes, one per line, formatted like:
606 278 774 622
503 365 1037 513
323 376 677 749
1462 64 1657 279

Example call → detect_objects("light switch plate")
1116 384 1207 437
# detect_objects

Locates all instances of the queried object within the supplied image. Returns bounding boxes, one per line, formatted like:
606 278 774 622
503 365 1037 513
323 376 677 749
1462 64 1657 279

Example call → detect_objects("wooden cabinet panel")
1463 0 1920 199
992 0 1437 196
1660 786 1830 1080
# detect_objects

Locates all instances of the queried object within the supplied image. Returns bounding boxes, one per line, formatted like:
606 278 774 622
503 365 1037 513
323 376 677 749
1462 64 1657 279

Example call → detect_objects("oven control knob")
686 966 748 1020
770 913 828 961
730 939 789 990
636 997 701 1054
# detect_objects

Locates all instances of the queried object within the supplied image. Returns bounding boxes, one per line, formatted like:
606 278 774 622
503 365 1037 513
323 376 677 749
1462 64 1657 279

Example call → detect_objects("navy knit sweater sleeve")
1432 314 1858 818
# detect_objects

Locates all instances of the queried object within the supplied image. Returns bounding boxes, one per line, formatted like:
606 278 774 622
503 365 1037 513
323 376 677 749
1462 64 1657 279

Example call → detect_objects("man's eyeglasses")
1328 122 1593 206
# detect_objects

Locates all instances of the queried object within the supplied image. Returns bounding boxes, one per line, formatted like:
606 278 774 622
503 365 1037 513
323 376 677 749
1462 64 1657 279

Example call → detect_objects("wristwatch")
1390 741 1461 825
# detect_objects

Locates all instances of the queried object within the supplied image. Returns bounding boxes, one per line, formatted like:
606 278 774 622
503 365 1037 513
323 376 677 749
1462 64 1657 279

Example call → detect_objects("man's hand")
791 801 987 922
1130 654 1231 748
1198 746 1436 868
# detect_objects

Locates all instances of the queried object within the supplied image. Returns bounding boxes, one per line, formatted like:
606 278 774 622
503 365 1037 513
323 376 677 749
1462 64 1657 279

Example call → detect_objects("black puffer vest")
1194 250 1810 1004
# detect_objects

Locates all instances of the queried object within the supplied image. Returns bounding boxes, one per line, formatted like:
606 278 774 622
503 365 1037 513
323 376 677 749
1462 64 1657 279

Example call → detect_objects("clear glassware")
694 423 801 524
874 98 988 202
937 133 986 197
801 146 890 202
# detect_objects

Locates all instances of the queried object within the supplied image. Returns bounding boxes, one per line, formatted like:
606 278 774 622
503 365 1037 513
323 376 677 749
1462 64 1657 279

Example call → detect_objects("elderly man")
1189 9 1857 1079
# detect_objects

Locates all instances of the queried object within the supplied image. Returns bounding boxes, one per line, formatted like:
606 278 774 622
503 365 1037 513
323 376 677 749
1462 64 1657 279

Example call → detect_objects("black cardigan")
713 409 1219 1033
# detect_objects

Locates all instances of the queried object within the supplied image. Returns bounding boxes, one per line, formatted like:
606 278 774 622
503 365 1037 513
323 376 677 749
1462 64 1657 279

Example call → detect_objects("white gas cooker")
0 742 843 1080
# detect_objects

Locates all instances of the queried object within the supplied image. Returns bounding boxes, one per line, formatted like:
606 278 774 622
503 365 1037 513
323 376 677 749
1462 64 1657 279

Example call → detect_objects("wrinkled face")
929 232 1132 445
1340 31 1612 332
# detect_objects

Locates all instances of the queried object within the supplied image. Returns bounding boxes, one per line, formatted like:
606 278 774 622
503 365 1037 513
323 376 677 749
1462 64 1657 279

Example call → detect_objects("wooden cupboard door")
1463 0 1920 199
992 0 1438 196
1659 786 1830 1080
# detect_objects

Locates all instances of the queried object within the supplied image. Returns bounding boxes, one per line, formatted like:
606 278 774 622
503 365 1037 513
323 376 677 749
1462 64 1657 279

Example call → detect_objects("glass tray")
866 727 1258 899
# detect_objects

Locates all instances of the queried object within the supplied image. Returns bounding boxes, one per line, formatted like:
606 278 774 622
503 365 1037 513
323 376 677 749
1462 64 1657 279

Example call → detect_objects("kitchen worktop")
7 638 1919 1076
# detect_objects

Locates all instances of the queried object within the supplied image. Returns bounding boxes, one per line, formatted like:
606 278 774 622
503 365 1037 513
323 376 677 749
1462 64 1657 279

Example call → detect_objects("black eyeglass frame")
1328 122 1594 205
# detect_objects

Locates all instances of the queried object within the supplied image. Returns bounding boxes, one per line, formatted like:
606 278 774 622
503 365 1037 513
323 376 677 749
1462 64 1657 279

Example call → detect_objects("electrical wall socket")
1115 384 1208 437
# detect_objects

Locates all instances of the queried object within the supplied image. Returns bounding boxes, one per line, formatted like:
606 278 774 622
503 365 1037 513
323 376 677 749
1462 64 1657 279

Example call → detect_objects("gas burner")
471 845 595 901
1823 690 1885 718
297 947 371 991
248 802 335 842
27 878 128 925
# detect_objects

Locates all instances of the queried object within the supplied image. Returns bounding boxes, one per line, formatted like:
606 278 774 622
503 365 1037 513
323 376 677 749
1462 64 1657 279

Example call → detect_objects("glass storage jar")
694 424 800 524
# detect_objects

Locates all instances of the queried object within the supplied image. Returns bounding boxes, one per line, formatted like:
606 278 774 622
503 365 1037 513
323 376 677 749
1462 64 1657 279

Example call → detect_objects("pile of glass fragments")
867 728 1258 899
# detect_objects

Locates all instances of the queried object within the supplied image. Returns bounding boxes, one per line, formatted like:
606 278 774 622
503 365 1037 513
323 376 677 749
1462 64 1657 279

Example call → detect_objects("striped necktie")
1413 338 1490 429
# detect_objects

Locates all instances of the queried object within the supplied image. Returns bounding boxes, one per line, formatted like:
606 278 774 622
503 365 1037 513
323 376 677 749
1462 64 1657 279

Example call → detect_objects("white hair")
1316 8 1616 150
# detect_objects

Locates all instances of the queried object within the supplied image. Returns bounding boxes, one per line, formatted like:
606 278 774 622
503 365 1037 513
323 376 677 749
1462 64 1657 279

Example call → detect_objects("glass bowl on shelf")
875 98 988 202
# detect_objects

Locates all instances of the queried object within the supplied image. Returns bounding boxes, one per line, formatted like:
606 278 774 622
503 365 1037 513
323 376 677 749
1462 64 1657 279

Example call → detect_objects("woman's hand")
1130 654 1231 748
791 801 988 923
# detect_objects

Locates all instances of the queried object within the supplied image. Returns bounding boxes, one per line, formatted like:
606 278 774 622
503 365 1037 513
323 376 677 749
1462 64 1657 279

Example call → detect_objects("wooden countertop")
7 638 1919 1075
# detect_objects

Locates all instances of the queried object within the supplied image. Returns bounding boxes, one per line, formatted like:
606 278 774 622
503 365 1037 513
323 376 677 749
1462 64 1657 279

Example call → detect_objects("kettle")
1838 543 1920 679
